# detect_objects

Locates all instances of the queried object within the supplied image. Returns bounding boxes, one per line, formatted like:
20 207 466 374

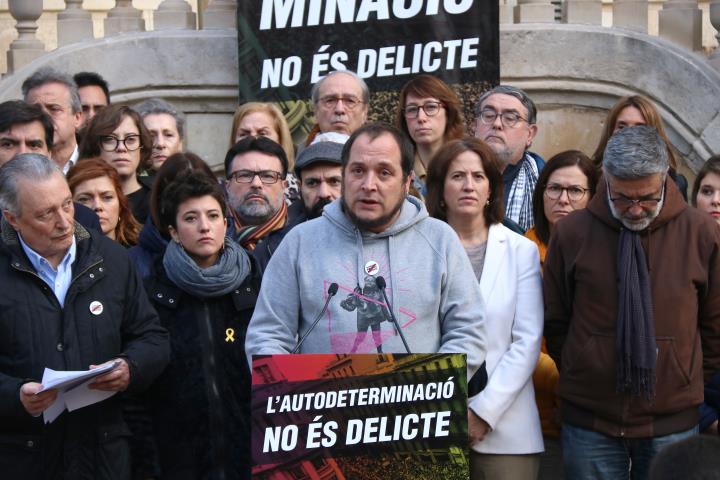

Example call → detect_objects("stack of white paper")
38 361 120 424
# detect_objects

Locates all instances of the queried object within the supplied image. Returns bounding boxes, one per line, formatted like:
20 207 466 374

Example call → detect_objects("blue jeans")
561 423 698 480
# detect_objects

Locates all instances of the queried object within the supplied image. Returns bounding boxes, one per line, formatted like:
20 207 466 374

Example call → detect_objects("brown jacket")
544 176 720 438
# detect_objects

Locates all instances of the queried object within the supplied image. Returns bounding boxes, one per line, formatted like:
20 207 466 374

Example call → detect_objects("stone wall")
0 22 717 180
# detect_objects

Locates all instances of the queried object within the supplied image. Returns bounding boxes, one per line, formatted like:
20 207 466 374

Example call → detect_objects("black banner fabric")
238 0 499 103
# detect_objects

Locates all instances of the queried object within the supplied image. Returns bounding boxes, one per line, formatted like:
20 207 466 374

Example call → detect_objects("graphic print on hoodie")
329 242 417 353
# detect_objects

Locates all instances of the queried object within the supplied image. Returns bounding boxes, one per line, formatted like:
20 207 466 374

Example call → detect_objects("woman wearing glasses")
80 105 153 223
396 74 466 197
426 137 544 480
526 150 599 267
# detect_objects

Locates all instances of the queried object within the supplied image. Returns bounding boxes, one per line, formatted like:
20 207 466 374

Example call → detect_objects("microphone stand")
292 283 339 353
376 276 411 354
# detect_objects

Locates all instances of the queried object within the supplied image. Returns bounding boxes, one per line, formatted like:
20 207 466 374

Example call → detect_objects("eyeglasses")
403 102 444 119
229 170 283 184
318 95 364 110
100 134 141 152
476 109 528 128
544 184 589 202
607 180 665 210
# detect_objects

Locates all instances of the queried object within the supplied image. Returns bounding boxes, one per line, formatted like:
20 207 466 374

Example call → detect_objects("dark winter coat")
145 258 259 480
544 177 720 438
0 220 169 480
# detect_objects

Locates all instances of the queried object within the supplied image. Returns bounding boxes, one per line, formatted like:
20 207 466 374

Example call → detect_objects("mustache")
307 198 332 219
243 190 270 203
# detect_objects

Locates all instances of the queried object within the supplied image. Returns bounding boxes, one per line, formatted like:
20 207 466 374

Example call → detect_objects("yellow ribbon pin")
225 328 235 343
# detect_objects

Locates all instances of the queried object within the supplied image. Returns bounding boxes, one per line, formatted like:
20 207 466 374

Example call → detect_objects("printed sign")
251 353 470 479
238 1 499 139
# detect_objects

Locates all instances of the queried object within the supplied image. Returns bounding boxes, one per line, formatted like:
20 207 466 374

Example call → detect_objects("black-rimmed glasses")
404 102 444 119
229 170 283 184
544 184 589 202
100 134 141 152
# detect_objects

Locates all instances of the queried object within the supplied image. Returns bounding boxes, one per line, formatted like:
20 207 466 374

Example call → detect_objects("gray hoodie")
245 196 487 377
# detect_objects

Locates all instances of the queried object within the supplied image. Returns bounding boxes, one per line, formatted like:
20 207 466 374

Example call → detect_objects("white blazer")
469 223 544 454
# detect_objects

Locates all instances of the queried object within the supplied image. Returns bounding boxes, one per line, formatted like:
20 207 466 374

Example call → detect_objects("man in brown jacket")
544 125 720 479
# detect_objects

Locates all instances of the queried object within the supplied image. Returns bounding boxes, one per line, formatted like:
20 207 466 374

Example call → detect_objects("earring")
440 200 445 207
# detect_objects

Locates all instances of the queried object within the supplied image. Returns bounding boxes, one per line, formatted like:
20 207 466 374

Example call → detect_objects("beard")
342 193 405 233
305 197 332 219
607 189 664 232
228 191 276 226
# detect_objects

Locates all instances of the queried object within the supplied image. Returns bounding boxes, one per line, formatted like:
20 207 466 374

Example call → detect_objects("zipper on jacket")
200 301 228 480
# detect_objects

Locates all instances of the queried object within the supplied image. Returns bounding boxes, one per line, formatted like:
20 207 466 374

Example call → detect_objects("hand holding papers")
37 360 122 424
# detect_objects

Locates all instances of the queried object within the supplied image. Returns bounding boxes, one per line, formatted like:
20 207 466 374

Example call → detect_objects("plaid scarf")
616 228 656 398
232 201 288 251
505 153 539 231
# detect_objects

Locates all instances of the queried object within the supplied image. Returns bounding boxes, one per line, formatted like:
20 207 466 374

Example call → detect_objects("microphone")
292 283 339 353
375 276 411 353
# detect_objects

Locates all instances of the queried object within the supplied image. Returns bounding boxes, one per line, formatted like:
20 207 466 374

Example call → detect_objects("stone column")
709 0 720 69
499 0 514 24
154 0 196 30
7 0 45 74
564 0 602 24
658 0 702 51
515 0 556 23
57 0 94 46
203 0 236 29
612 0 648 32
105 0 145 36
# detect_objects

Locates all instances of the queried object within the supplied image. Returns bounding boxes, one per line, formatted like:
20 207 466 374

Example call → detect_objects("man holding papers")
0 153 169 479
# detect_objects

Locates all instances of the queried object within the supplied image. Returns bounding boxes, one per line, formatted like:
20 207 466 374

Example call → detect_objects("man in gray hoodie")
245 123 486 378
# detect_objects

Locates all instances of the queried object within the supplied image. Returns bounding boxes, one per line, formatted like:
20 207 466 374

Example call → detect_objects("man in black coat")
0 153 169 479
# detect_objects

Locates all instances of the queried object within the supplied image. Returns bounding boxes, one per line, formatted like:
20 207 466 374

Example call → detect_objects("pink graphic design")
325 255 416 353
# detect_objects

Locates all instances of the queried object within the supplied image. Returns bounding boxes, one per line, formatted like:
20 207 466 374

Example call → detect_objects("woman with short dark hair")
128 151 216 279
145 170 255 479
426 137 544 479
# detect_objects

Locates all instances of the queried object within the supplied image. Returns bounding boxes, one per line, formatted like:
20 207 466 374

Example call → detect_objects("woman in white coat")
426 137 544 479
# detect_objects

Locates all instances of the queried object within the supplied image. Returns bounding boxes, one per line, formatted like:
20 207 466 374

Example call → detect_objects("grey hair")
134 98 186 140
310 70 370 105
603 125 669 179
21 67 82 114
475 84 537 124
0 153 63 216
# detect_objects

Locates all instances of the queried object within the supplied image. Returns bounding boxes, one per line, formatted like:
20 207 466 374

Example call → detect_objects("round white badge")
364 261 380 276
89 301 104 316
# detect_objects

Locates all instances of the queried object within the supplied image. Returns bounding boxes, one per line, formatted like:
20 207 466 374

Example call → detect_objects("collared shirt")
62 144 80 175
18 234 76 307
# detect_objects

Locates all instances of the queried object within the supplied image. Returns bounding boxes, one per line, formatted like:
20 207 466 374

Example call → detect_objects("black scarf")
616 228 657 398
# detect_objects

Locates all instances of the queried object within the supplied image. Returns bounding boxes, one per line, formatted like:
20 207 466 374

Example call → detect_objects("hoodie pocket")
637 336 701 414
561 333 617 404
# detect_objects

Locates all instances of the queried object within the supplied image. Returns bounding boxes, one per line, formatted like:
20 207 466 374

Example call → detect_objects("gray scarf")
616 228 656 398
163 237 250 298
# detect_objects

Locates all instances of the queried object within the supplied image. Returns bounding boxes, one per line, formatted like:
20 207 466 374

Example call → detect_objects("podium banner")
251 353 469 479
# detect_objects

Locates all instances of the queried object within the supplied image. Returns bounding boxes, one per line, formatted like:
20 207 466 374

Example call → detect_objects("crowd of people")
0 65 718 480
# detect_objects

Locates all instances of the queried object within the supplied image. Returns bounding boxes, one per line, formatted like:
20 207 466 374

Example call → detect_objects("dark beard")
305 198 332 219
342 195 405 232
